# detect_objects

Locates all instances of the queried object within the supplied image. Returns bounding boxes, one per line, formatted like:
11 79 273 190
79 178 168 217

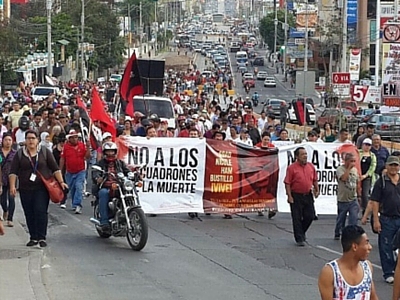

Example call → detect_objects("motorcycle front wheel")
126 207 148 251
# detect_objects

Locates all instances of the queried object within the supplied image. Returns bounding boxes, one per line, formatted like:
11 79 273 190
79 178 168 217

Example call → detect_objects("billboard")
382 43 400 106
347 0 357 43
380 2 400 28
349 48 361 81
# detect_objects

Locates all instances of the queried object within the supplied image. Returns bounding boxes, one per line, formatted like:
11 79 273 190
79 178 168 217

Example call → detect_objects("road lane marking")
316 245 382 270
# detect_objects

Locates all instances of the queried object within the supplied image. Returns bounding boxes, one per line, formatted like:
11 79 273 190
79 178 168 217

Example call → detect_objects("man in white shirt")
8 101 23 130
258 111 267 131
334 128 352 144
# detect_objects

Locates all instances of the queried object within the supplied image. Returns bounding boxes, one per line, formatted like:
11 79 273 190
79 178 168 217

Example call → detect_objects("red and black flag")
120 52 144 117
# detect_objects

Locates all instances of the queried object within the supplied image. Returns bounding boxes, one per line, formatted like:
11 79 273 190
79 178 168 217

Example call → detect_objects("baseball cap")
363 138 372 145
386 156 400 165
102 132 112 140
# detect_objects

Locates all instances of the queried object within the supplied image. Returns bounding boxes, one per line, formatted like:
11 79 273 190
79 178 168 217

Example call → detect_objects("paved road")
29 198 391 299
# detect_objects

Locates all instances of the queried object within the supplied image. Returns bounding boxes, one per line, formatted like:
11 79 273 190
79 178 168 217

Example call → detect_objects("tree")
0 22 26 84
259 10 295 51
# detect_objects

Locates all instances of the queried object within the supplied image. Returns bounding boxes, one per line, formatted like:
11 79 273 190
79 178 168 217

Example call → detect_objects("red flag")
76 95 86 110
120 52 144 117
90 89 116 138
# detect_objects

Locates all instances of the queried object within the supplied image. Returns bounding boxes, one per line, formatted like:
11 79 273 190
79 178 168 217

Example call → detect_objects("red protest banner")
203 140 279 214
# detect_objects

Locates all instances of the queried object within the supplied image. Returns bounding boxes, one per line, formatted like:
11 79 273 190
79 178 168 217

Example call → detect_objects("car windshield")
270 100 283 105
377 115 400 123
133 99 174 119
33 88 55 96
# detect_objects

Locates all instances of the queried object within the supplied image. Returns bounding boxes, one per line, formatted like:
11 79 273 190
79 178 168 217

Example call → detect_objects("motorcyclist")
251 91 259 106
92 142 131 230
245 84 250 94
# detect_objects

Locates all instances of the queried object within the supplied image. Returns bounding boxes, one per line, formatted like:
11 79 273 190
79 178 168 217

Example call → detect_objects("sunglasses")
363 143 371 146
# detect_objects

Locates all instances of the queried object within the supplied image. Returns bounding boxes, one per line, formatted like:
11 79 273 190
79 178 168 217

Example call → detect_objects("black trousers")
20 187 50 241
290 192 315 243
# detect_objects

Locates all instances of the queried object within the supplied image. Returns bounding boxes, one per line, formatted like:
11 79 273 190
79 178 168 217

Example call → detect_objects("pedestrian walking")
318 225 378 300
59 130 91 214
370 155 400 284
359 138 376 214
9 130 68 247
284 147 319 246
334 153 360 240
0 133 16 227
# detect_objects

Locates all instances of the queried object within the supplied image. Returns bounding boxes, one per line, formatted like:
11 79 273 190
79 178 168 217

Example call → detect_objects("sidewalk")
0 203 49 300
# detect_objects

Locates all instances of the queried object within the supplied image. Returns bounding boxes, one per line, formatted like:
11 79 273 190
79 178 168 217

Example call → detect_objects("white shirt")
15 129 26 149
258 117 266 131
333 139 353 144
235 137 253 147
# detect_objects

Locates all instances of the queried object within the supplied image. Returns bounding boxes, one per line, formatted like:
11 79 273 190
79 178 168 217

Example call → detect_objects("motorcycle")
90 164 148 251
252 95 259 107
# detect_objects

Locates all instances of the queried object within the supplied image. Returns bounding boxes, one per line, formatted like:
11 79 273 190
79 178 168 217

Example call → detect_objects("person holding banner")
334 153 361 240
284 147 319 246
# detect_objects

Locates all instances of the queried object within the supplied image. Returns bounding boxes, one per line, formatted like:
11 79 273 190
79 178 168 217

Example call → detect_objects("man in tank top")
318 225 378 300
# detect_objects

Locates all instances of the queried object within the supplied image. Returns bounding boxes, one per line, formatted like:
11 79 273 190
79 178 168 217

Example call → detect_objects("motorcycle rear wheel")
127 207 148 251
94 205 111 239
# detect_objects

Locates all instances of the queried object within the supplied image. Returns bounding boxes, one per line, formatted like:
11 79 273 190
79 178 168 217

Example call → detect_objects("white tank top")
328 259 372 300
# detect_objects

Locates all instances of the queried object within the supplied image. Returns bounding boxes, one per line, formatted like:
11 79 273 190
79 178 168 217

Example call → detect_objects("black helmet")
18 116 30 131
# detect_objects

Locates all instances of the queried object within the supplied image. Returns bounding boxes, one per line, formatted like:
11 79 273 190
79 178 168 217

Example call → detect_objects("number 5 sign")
351 85 381 103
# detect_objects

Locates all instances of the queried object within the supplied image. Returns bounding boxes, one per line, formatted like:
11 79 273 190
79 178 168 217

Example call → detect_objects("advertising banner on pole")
349 48 361 81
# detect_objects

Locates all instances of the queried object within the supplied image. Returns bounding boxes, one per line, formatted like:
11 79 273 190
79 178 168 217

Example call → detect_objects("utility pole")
375 0 381 86
303 0 309 139
81 0 85 80
164 4 167 49
341 0 347 72
128 3 131 58
155 1 158 56
139 1 143 57
283 0 288 75
46 0 52 76
273 0 277 67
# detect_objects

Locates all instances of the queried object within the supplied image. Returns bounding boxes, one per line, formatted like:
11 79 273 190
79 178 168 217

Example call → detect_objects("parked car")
262 99 286 117
367 113 400 141
263 76 276 87
256 71 268 80
355 108 376 122
337 100 358 114
287 103 316 125
317 108 356 129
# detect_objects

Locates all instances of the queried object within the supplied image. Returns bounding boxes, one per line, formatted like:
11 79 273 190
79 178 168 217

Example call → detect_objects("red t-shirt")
61 141 87 173
284 161 317 194
178 130 190 138
255 142 275 148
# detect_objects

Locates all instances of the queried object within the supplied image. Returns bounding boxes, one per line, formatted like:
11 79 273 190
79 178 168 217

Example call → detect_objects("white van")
133 95 176 128
31 86 60 102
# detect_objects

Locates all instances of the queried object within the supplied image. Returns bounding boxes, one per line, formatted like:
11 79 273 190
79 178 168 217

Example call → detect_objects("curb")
13 203 50 300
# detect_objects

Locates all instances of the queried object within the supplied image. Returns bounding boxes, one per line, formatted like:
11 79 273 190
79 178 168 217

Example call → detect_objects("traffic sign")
332 72 350 96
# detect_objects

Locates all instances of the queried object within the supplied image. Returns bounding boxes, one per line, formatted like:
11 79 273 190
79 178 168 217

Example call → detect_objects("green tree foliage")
259 10 295 51
0 22 26 83
13 0 125 72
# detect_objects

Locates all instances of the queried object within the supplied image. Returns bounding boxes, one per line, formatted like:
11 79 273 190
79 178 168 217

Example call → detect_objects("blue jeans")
0 185 15 221
65 170 86 208
379 215 400 279
98 188 110 225
334 200 359 236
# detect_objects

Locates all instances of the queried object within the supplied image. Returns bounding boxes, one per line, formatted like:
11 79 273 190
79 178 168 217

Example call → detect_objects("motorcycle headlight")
124 179 134 191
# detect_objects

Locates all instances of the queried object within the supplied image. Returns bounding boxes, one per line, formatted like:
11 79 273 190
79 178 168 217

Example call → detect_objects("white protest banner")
277 143 358 215
272 140 295 147
117 136 206 214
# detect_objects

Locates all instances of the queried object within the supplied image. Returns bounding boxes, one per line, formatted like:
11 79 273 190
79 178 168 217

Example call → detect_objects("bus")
235 51 248 65
212 13 224 23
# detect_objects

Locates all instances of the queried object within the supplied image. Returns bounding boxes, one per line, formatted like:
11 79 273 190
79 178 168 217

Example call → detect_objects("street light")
46 0 52 76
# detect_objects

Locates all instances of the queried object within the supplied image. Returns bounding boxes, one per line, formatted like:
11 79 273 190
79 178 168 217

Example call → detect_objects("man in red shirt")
60 130 91 213
284 147 319 246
